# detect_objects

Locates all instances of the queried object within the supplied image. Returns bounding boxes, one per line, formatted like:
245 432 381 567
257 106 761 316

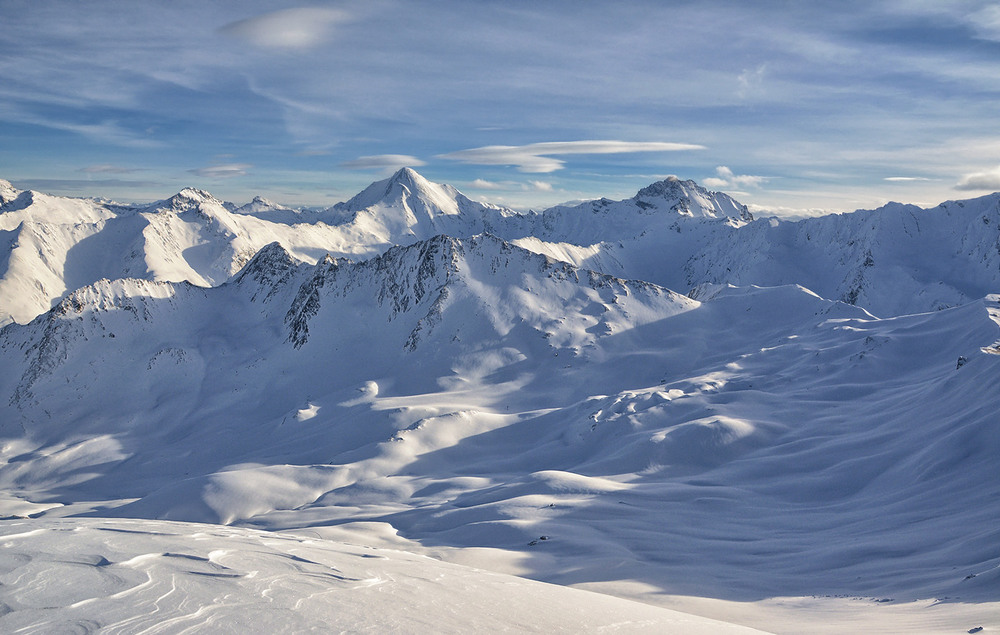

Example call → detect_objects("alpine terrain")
0 170 997 633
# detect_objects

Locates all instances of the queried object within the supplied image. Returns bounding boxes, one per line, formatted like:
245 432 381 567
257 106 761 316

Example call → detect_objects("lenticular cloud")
219 8 348 50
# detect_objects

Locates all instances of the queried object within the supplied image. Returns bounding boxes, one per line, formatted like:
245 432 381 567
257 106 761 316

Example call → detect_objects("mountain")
325 166 527 246
678 195 1000 316
1 171 999 631
5 169 1000 326
0 170 524 327
1 231 998 631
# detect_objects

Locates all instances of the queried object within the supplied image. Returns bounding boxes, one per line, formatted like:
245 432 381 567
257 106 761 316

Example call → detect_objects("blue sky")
2 1 1000 215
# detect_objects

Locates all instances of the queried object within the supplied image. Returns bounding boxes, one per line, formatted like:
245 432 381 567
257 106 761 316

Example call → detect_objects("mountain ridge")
3 169 1000 325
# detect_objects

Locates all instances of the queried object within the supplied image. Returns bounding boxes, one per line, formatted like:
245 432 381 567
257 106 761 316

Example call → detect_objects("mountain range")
0 170 997 633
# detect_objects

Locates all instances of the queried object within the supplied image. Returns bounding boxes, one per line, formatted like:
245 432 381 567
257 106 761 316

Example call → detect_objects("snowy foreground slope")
0 173 999 632
0 518 761 633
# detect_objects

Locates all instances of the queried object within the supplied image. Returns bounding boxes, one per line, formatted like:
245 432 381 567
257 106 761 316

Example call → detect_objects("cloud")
955 166 1000 190
884 176 934 182
339 154 426 173
703 166 766 189
188 164 252 179
968 5 1000 42
468 178 554 193
78 165 145 174
438 140 705 173
470 179 503 190
13 178 161 192
219 8 349 50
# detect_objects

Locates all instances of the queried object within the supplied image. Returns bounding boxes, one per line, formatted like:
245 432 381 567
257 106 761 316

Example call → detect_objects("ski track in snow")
0 172 998 633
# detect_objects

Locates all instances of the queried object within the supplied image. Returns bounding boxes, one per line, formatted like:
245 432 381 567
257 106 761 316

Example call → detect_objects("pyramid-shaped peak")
339 168 461 215
389 166 425 185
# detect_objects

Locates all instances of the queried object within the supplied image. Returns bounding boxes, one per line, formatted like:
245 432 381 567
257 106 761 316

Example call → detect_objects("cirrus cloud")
438 140 705 173
955 166 1000 191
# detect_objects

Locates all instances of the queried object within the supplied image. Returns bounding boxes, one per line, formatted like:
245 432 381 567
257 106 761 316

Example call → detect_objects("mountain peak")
634 177 753 222
143 187 223 214
634 176 700 200
389 166 423 186
338 168 462 218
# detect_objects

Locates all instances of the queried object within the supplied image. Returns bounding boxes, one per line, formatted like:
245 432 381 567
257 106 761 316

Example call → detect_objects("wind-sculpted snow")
0 518 763 634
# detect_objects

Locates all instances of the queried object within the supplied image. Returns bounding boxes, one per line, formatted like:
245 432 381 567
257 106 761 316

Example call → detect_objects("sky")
2 0 1000 216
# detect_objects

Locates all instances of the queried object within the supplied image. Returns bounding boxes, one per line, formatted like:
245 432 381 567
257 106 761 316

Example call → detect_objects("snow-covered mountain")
1 172 999 632
5 170 1000 327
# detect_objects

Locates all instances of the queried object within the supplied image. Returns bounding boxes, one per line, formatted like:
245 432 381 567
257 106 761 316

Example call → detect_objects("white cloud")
529 180 553 192
219 8 349 50
189 163 252 179
439 140 705 173
955 166 1000 190
470 179 503 190
884 176 934 182
703 166 766 190
339 154 426 173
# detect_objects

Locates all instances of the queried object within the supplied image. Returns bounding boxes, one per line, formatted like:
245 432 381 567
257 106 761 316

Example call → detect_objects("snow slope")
0 517 765 633
0 231 997 632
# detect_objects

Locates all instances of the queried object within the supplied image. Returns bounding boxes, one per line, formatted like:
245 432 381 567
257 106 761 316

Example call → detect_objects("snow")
0 518 763 633
0 171 998 632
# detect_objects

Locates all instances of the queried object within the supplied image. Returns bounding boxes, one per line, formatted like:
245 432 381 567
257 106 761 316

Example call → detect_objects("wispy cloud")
14 178 161 192
339 154 426 174
468 178 555 192
78 165 145 174
703 166 766 189
955 166 1000 190
884 176 935 182
439 141 705 173
219 8 349 50
967 5 1000 42
4 108 162 148
189 163 252 179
